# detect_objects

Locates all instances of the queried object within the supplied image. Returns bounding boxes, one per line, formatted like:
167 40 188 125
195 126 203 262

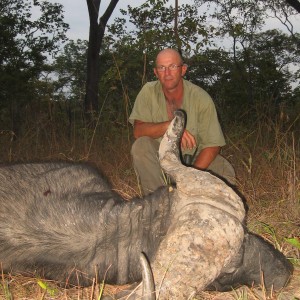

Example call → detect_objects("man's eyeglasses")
156 64 183 72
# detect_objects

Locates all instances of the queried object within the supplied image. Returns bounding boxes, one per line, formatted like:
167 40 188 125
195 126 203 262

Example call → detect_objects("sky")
50 0 300 41
50 0 156 40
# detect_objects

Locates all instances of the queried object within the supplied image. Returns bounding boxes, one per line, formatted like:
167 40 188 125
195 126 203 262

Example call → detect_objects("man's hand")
181 130 197 150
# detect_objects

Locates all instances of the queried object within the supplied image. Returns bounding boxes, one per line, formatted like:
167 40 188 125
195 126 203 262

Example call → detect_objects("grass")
0 107 299 299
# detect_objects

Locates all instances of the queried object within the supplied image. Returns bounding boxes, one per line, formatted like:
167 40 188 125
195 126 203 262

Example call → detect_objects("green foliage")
0 280 12 300
285 237 300 250
37 280 57 296
107 0 211 55
94 0 300 128
54 39 88 103
2 0 300 145
0 0 69 135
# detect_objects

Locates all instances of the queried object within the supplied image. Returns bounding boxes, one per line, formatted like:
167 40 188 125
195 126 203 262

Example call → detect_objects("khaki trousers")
131 136 236 195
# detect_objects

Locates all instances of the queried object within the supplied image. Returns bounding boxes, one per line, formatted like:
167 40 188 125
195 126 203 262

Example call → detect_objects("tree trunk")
174 0 182 54
85 0 119 120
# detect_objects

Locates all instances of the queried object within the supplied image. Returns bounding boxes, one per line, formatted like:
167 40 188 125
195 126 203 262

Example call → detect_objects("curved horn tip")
168 109 185 138
174 109 185 119
140 253 156 300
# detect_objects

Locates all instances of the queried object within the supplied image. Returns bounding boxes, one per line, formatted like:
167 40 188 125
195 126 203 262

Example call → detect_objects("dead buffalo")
0 110 293 299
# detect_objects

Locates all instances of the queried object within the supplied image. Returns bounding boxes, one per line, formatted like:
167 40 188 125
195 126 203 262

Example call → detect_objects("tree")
104 0 212 91
54 40 88 103
188 30 299 123
0 0 69 136
85 0 119 120
53 40 88 137
286 0 300 13
264 0 300 40
96 0 299 127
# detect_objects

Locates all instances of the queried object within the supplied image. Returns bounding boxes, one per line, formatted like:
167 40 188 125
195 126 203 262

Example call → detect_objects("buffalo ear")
241 232 293 291
205 231 293 292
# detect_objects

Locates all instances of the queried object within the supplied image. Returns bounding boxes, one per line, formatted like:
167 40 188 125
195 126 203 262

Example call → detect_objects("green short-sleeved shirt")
129 79 226 156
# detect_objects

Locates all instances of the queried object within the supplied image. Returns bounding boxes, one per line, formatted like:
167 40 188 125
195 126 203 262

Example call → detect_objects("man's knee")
208 155 236 185
131 136 159 158
131 137 164 195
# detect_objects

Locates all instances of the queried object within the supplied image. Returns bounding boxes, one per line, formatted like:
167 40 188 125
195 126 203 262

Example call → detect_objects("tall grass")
0 99 299 299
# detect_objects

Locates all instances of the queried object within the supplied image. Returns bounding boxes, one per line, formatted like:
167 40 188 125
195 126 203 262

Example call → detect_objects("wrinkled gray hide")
0 110 293 299
0 163 172 287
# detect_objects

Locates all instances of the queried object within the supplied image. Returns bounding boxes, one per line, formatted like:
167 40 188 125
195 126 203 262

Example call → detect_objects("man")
129 48 235 195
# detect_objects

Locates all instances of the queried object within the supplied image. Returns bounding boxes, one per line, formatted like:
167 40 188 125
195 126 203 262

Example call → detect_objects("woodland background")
0 0 299 299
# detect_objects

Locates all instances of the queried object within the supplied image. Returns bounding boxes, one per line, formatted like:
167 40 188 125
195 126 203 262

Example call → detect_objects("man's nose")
165 67 171 74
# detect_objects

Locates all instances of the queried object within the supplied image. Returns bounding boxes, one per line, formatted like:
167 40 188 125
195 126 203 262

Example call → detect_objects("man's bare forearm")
193 146 220 169
133 120 170 139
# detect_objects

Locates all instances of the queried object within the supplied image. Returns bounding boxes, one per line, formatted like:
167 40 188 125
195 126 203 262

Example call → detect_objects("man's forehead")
156 51 182 64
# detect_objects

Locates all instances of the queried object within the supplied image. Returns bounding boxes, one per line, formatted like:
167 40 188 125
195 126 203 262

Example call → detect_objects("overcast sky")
49 0 300 41
53 0 192 40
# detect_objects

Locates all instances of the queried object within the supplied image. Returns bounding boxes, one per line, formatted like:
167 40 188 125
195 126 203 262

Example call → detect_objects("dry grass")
0 117 299 299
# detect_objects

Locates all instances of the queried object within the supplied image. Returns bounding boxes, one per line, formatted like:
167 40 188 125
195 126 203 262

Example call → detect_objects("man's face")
154 51 187 91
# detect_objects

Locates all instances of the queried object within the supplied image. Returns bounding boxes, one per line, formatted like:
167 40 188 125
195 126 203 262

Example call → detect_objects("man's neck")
163 81 184 103
164 82 184 119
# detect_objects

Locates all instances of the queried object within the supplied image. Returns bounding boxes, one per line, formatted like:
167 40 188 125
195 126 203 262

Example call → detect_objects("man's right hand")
181 130 197 150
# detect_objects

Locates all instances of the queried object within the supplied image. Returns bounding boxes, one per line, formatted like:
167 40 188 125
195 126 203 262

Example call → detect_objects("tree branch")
99 0 119 30
286 0 300 13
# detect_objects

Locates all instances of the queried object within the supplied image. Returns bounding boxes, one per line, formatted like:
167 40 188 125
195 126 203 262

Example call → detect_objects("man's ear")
181 64 188 77
153 68 158 78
